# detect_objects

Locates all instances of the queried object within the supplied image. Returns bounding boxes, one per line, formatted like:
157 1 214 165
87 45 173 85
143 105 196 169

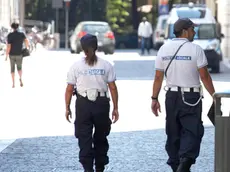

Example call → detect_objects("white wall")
0 0 21 27
205 0 216 17
0 0 11 27
217 0 230 59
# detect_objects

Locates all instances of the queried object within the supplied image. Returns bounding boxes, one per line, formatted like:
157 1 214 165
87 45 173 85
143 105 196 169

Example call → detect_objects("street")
0 49 230 172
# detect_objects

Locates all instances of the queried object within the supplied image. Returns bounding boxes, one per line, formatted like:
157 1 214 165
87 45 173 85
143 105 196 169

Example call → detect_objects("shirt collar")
172 38 188 41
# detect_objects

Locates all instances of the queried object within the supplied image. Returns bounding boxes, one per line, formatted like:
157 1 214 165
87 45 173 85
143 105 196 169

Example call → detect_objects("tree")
106 0 133 34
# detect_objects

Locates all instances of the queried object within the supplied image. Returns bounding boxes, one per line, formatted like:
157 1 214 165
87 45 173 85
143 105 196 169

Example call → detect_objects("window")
82 24 111 33
161 19 167 30
176 9 206 18
197 24 216 39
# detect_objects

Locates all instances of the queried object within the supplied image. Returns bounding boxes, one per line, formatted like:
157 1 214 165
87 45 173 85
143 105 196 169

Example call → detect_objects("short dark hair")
174 30 183 38
11 23 19 30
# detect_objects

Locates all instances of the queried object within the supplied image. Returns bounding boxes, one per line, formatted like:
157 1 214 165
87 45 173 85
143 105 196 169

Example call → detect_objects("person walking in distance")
65 34 119 172
138 17 153 55
5 22 29 88
151 18 215 172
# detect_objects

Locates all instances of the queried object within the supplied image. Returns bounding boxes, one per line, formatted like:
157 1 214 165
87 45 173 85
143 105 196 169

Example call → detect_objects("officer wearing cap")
151 18 215 172
65 34 119 172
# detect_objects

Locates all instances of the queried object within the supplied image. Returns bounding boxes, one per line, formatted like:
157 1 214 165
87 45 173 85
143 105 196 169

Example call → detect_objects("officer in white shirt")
138 17 153 55
151 18 215 172
65 34 119 172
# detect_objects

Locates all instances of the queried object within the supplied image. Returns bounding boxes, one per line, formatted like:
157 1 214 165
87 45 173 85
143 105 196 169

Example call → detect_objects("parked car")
152 14 169 50
115 31 139 49
69 21 115 54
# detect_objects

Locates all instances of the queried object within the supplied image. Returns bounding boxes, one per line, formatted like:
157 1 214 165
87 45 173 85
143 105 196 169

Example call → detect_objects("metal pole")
65 4 69 49
89 0 92 20
19 0 25 27
55 8 59 33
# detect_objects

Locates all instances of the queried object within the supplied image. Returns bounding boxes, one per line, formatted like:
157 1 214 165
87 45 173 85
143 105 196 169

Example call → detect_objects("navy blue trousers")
165 90 204 168
141 37 150 54
74 95 112 171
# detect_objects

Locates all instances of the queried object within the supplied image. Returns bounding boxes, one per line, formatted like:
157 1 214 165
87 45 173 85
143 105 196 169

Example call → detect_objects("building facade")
206 0 230 59
0 0 24 28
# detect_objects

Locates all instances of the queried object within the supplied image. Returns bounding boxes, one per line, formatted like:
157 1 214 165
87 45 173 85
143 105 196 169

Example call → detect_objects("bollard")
214 90 230 172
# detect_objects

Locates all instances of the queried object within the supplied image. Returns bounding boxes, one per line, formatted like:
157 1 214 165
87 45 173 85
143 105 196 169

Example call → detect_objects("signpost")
158 0 169 15
64 0 71 49
52 0 63 32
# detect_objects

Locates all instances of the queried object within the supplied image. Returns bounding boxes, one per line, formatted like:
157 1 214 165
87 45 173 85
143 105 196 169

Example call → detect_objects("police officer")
151 18 215 172
65 34 119 172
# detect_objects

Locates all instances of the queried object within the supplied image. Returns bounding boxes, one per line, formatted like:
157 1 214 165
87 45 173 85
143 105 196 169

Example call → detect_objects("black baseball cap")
173 18 198 34
80 34 98 50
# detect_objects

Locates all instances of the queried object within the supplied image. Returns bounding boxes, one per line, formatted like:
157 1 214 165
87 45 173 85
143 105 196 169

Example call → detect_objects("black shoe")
176 158 193 172
95 166 105 172
171 164 178 172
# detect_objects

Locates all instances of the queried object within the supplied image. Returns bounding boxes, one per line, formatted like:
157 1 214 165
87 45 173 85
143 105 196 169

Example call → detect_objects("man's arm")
196 45 215 97
152 70 164 99
6 34 11 58
6 44 11 56
24 38 29 49
65 84 74 110
198 66 215 97
138 23 142 38
108 81 118 109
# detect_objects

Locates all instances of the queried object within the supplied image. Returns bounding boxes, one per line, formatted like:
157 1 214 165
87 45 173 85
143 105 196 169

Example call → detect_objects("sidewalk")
0 127 214 172
223 57 230 68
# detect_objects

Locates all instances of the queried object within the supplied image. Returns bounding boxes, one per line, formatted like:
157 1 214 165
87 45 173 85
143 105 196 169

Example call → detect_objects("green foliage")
106 0 133 34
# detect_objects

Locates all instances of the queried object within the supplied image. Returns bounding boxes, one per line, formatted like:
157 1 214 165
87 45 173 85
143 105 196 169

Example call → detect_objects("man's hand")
151 100 161 117
65 109 72 123
138 36 142 42
112 108 119 123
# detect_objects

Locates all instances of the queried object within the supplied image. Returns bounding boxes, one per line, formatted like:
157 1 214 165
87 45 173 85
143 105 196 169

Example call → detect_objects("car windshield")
167 24 217 40
83 24 110 33
162 19 167 30
176 9 206 18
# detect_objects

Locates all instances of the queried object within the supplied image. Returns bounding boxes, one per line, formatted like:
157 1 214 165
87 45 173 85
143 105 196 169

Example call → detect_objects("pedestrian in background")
215 16 222 42
65 34 119 172
151 18 215 172
138 17 153 55
5 22 29 88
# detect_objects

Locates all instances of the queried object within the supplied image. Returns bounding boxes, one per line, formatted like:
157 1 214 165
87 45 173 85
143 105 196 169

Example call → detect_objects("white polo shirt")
155 38 208 88
138 21 153 38
67 57 116 94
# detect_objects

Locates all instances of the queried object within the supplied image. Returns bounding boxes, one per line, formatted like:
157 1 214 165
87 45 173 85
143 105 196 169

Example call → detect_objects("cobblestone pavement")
0 127 214 172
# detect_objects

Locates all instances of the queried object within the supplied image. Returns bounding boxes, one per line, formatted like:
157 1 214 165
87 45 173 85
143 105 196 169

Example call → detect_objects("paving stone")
0 127 214 172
